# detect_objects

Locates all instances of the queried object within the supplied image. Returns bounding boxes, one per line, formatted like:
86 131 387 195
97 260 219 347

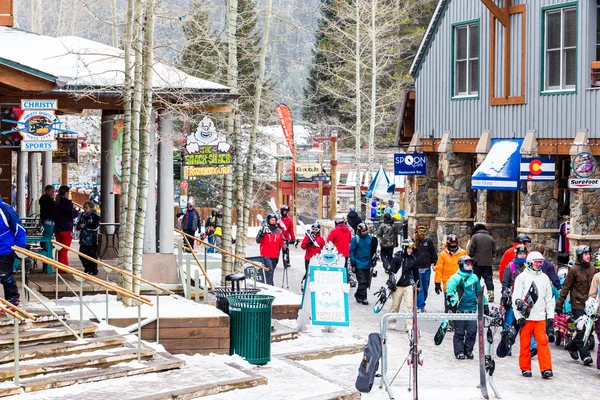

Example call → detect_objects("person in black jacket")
387 239 419 331
346 206 362 234
414 224 438 312
39 185 56 226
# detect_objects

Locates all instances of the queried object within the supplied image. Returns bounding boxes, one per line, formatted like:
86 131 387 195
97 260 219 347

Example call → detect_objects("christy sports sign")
19 99 59 151
520 158 555 181
394 153 426 175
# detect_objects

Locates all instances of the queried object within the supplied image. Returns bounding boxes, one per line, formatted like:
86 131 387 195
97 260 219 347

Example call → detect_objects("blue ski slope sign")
394 153 426 175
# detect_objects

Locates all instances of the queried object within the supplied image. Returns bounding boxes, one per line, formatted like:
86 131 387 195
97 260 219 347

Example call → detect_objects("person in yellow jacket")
434 234 467 312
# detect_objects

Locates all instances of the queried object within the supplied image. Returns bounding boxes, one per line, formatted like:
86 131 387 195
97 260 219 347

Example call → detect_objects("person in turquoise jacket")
446 255 488 359
350 223 377 305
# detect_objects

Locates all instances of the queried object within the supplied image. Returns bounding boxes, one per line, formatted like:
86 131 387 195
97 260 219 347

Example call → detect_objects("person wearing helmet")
350 223 378 305
414 224 438 312
387 239 419 331
445 255 489 359
300 223 325 289
346 206 362 233
328 215 356 286
499 234 532 281
556 244 596 365
256 213 284 286
586 268 600 371
177 201 200 252
512 251 555 378
467 224 496 302
279 205 296 244
377 213 399 271
384 200 395 215
434 234 467 312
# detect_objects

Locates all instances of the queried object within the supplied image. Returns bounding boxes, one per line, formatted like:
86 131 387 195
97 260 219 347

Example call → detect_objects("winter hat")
383 212 392 222
349 206 356 212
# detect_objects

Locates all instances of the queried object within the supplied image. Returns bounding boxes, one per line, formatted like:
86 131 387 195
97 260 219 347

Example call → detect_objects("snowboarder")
445 255 488 359
327 215 355 286
256 213 284 286
499 234 531 283
434 234 467 313
346 206 362 234
387 239 419 331
556 245 595 365
414 225 437 312
350 223 376 305
468 223 496 302
377 212 399 271
513 251 555 378
300 222 325 288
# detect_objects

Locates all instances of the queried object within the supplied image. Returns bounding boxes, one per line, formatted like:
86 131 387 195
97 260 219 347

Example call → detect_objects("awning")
472 139 523 190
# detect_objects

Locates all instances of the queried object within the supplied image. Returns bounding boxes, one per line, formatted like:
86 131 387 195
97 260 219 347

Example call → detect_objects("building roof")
409 0 449 78
0 26 229 93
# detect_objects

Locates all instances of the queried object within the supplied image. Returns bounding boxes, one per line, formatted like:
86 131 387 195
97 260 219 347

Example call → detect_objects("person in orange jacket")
499 234 531 281
434 234 467 312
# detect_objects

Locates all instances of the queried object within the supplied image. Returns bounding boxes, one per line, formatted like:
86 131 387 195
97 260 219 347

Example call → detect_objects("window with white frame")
544 6 577 91
453 22 479 97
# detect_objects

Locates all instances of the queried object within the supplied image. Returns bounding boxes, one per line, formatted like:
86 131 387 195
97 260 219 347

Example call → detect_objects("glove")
500 292 512 309
516 318 526 329
546 319 555 343
288 239 295 245
305 241 313 247
351 263 357 273
435 282 442 295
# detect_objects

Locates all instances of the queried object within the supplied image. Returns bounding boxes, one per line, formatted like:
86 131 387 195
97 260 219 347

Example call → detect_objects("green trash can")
227 294 275 365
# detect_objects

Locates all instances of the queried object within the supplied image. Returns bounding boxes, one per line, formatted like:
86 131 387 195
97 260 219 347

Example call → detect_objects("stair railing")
0 299 36 386
13 246 151 362
51 240 175 344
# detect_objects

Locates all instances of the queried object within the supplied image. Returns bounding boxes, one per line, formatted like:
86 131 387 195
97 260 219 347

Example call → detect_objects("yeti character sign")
186 116 231 154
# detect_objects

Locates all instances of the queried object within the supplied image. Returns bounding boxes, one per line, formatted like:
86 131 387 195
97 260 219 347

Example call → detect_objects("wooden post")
329 130 338 219
61 163 68 185
317 146 323 219
276 158 283 206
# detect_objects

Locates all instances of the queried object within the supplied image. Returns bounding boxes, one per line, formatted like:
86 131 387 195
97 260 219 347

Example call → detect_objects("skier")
377 212 399 271
467 223 496 302
513 251 555 379
256 213 284 286
387 239 419 331
555 245 595 365
346 206 362 234
327 215 355 286
587 269 600 371
279 205 296 244
414 225 438 312
300 222 325 288
350 223 376 305
434 234 467 313
445 255 488 359
499 234 531 283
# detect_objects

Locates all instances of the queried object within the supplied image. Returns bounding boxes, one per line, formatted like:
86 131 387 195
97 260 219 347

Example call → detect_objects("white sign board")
179 195 187 209
21 99 58 110
568 178 600 189
310 266 350 326
21 140 57 151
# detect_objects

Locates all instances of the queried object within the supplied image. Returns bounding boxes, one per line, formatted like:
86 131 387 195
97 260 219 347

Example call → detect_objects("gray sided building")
401 0 600 261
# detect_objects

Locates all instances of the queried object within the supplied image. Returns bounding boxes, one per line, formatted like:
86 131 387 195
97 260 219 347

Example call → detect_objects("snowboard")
496 282 539 358
434 320 449 345
373 267 403 314
477 288 488 400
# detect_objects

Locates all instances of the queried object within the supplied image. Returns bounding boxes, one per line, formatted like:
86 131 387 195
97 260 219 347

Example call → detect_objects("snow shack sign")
184 116 232 176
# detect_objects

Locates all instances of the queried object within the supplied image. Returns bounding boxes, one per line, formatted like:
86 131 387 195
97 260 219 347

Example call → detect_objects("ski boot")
542 370 553 379
521 370 532 378
487 290 495 303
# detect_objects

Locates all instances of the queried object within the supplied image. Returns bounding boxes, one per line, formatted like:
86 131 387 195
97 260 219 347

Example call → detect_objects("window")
452 21 479 98
543 5 577 92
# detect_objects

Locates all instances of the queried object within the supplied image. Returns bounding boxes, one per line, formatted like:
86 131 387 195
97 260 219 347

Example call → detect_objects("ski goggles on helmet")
446 234 458 245
402 239 415 248
416 225 427 234
514 244 528 256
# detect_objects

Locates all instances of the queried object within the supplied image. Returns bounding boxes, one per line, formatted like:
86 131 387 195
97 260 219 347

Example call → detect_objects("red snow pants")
519 320 552 373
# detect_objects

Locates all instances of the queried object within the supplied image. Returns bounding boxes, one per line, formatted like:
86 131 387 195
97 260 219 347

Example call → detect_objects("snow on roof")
0 27 229 92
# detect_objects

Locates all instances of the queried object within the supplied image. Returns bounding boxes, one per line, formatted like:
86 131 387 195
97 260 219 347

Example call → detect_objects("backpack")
355 332 383 393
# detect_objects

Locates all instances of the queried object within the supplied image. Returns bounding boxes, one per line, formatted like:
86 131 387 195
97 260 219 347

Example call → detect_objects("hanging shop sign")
520 158 555 181
185 116 231 155
295 163 322 178
185 165 232 177
569 152 599 189
52 138 79 163
394 153 426 175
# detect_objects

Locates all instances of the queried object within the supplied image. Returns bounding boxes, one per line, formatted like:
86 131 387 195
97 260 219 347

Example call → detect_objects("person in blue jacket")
350 223 378 305
0 196 26 306
446 255 488 359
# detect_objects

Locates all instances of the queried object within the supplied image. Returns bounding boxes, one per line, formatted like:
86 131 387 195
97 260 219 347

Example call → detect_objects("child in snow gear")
76 201 100 275
435 234 467 311
556 245 595 365
0 197 26 306
350 223 378 305
328 216 356 286
300 223 325 288
499 234 531 283
445 255 488 359
513 251 555 379
468 224 496 302
377 212 399 270
386 239 419 330
414 225 438 312
256 214 284 286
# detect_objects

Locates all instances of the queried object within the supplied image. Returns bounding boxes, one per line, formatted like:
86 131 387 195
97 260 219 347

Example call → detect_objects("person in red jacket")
300 222 326 289
327 215 356 286
279 205 296 268
256 214 284 286
499 234 531 281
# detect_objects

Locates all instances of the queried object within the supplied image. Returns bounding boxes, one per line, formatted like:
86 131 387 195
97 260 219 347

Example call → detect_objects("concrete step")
0 320 97 349
0 329 126 364
0 344 156 382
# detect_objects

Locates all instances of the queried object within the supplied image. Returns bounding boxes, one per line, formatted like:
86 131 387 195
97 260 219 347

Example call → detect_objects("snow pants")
453 320 477 356
504 307 537 352
78 244 98 275
565 309 592 361
390 285 413 330
519 320 552 373
263 257 278 286
0 254 19 301
474 265 494 293
354 268 370 302
55 230 73 267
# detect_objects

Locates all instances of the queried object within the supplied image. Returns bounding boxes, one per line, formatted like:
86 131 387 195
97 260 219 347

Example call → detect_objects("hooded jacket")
350 232 373 269
0 198 26 256
389 251 419 287
513 267 555 321
377 214 398 248
256 224 284 259
501 259 525 294
556 259 595 311
327 224 352 257
346 210 362 232
414 235 438 271
281 215 296 241
446 269 487 313
434 246 468 291
467 229 495 267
